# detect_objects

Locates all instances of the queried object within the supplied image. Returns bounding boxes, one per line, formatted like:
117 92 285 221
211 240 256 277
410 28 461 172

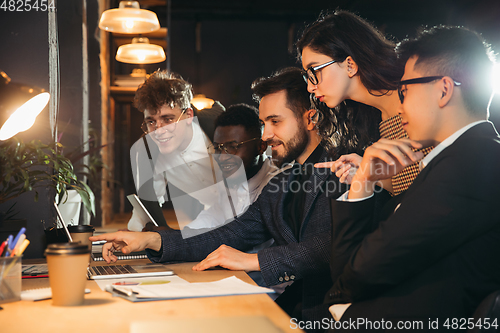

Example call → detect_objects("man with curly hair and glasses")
128 70 225 231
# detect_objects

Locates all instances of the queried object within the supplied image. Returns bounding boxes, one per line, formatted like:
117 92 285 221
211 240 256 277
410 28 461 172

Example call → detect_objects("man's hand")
349 138 424 200
315 153 362 184
192 245 260 272
89 231 162 264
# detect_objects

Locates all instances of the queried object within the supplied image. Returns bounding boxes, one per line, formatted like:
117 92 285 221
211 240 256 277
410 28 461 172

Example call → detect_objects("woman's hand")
315 153 362 184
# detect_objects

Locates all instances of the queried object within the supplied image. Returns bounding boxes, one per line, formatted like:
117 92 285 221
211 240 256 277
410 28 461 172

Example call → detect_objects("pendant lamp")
99 1 160 34
116 37 166 64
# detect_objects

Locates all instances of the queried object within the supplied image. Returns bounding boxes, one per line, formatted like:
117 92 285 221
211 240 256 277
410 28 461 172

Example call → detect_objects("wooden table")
1 260 301 333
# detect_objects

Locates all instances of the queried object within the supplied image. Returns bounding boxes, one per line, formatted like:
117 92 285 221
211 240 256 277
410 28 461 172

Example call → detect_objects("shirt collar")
419 120 489 170
297 144 325 175
302 144 325 166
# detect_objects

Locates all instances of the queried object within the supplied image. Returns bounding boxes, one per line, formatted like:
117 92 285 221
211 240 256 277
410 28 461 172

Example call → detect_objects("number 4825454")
443 318 498 330
1 0 55 11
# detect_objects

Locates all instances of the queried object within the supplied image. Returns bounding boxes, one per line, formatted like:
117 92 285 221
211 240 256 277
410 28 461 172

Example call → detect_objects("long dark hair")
297 10 397 157
315 98 381 158
297 10 403 94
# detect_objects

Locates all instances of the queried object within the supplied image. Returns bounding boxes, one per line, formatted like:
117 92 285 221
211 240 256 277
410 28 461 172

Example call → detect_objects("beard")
269 122 309 168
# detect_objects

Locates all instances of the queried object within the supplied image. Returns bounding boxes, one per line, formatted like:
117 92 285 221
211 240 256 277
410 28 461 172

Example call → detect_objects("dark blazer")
325 122 500 330
148 149 347 323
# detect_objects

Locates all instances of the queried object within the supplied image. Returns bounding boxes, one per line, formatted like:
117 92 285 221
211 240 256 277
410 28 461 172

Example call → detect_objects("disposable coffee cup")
68 225 94 249
45 242 90 306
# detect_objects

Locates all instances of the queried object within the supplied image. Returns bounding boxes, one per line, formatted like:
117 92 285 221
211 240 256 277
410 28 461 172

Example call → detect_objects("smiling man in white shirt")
324 26 500 331
127 71 225 231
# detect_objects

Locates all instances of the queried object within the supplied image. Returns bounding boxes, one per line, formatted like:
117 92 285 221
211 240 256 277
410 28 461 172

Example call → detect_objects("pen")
10 227 26 251
14 239 30 257
10 234 26 257
5 235 13 257
0 240 7 257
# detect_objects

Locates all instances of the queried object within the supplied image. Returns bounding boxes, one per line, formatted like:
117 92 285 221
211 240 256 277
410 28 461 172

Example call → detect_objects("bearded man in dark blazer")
325 26 500 331
92 67 381 327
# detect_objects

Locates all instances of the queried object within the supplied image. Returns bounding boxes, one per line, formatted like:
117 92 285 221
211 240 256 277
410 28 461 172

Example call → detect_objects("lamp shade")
0 92 50 141
99 1 160 34
191 94 215 111
116 37 166 64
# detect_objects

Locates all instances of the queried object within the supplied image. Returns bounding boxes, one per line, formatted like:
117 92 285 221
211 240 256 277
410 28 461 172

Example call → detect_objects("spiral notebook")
22 264 49 278
91 240 148 261
91 249 148 262
21 288 91 301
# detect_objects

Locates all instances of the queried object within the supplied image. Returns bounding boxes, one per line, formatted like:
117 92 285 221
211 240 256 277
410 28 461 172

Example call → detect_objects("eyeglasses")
141 108 187 134
302 59 337 85
398 76 462 104
212 138 259 155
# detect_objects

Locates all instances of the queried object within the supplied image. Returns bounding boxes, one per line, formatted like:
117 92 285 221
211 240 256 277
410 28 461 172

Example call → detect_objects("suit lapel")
278 169 301 242
397 122 499 203
299 151 331 239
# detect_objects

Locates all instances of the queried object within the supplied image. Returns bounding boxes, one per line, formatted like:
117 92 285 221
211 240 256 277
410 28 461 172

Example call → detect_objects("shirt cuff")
329 303 352 321
337 190 374 202
127 208 147 231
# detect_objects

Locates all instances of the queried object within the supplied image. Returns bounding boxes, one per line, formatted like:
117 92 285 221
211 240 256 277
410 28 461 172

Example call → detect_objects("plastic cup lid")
45 242 90 255
67 225 95 233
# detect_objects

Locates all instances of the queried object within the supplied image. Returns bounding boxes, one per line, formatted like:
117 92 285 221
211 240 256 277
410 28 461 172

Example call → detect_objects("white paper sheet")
112 276 274 300
94 275 188 291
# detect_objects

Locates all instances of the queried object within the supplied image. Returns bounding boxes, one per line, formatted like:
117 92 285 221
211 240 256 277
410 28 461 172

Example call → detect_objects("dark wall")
162 0 500 110
170 20 298 108
0 1 101 258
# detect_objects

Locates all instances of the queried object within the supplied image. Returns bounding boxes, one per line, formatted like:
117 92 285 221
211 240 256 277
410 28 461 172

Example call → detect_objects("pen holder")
0 256 22 304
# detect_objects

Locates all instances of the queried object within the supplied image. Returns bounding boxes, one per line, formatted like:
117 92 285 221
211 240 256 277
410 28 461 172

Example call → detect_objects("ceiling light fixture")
116 37 166 64
99 1 160 34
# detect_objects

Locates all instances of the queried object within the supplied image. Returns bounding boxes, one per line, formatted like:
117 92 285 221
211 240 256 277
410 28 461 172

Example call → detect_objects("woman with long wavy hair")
298 10 432 195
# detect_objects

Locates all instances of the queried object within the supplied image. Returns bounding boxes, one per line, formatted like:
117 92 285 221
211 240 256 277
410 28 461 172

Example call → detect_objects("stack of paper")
108 276 274 302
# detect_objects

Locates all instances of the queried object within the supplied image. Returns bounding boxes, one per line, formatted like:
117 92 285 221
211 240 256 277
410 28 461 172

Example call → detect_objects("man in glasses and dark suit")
325 26 500 331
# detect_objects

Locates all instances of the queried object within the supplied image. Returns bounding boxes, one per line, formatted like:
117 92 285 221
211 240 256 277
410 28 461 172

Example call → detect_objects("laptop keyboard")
89 265 137 276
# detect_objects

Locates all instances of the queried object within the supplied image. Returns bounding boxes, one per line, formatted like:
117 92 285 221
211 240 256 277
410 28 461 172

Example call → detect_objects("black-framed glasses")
212 138 259 155
141 108 187 134
302 59 337 85
398 76 462 104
